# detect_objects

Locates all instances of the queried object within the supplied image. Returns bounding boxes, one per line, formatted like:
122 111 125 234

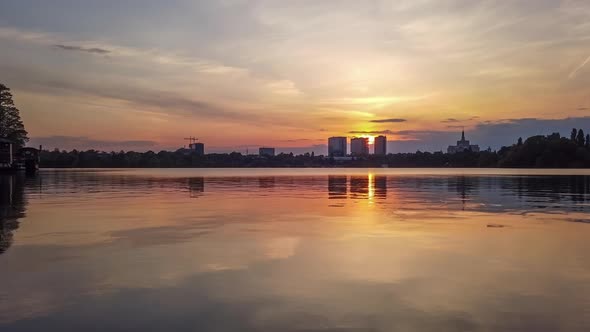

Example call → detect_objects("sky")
1 0 590 154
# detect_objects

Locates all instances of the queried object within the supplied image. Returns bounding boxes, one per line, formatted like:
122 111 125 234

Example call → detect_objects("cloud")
321 95 429 107
30 136 158 151
349 130 395 135
387 117 590 153
369 118 407 123
1 26 247 75
442 116 480 123
568 54 590 79
278 138 323 143
3 3 590 154
471 117 590 145
11 74 248 122
265 80 302 96
54 44 110 54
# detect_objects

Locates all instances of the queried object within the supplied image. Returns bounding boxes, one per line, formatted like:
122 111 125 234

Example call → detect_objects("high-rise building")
350 137 369 156
374 135 387 155
259 147 276 157
189 142 205 156
328 137 347 157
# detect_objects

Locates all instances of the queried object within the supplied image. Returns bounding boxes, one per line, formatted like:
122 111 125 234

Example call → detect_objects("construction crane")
184 137 199 145
182 136 205 155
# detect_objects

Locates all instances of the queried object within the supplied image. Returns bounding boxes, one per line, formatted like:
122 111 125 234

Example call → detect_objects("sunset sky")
1 0 590 153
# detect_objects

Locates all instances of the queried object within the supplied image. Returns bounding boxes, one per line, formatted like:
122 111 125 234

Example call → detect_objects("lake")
1 168 589 331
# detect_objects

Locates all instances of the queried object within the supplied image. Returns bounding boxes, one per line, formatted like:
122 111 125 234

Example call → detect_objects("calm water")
1 168 590 331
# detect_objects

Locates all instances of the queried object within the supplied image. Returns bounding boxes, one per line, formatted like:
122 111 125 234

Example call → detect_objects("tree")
571 128 578 142
577 129 586 147
0 84 28 147
517 137 523 146
586 134 590 148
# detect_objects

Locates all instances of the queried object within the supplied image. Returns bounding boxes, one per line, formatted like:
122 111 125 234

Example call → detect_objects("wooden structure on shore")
0 139 40 174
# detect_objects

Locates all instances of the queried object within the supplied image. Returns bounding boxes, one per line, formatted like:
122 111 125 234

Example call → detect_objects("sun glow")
358 135 375 144
368 172 375 204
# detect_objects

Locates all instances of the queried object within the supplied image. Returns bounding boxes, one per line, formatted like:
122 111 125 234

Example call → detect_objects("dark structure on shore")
0 139 40 174
447 130 480 154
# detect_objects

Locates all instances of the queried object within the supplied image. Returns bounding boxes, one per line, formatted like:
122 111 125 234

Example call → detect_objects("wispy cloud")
442 116 480 123
321 95 429 106
369 118 407 123
279 138 323 143
349 130 395 135
30 136 158 151
265 80 302 96
568 54 590 79
0 26 247 75
54 44 110 54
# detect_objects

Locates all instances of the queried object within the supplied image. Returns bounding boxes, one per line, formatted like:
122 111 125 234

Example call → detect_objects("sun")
359 135 375 144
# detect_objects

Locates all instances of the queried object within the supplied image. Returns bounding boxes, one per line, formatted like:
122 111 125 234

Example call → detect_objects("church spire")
461 128 465 141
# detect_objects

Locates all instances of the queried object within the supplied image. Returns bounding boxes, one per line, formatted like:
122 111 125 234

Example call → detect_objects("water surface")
1 168 589 331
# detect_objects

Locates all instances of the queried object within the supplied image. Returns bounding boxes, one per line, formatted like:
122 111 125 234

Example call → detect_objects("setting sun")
360 135 375 145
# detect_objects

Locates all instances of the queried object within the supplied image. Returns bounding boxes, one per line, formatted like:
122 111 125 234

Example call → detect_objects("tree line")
39 130 590 168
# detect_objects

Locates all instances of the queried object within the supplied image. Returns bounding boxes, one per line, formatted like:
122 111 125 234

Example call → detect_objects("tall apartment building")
350 137 369 156
374 135 387 155
328 137 347 157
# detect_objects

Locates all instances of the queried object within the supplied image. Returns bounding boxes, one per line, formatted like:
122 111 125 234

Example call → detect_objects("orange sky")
1 1 590 152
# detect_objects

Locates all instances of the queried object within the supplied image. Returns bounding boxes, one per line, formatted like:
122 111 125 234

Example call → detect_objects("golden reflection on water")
368 172 375 204
0 169 589 331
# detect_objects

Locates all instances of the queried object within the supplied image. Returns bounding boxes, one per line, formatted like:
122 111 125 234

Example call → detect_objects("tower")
328 137 347 157
374 135 387 155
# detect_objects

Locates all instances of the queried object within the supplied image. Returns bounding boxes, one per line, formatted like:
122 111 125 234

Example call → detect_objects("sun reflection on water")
368 172 375 204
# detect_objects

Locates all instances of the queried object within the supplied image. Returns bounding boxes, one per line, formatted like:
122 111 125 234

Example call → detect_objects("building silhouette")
328 137 347 157
259 147 276 157
447 130 480 154
189 142 205 156
374 135 387 155
350 137 369 156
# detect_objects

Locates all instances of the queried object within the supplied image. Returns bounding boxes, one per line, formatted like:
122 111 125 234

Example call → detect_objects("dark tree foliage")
0 84 28 147
577 129 586 147
39 149 492 168
498 133 590 168
571 128 578 142
586 134 590 148
517 137 523 146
